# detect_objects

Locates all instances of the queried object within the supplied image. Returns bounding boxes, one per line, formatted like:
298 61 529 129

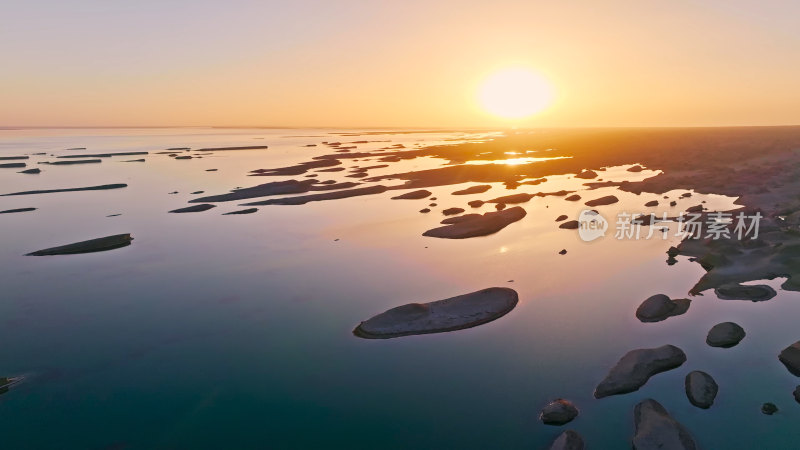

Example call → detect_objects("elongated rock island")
1 183 127 196
353 287 518 339
169 204 216 213
26 233 133 256
422 206 527 239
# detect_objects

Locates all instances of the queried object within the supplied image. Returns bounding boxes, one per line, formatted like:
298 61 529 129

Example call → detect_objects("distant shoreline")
4 124 800 131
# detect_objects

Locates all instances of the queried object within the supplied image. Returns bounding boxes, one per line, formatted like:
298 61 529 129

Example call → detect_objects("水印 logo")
578 209 608 242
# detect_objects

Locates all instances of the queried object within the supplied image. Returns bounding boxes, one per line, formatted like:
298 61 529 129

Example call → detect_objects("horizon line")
4 124 800 131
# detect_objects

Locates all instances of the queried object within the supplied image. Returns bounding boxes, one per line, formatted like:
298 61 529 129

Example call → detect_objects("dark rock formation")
27 234 133 256
632 399 696 449
685 371 718 409
595 345 687 398
539 399 579 425
169 204 216 213
585 195 619 207
353 287 518 339
706 322 746 348
635 294 691 322
422 207 526 239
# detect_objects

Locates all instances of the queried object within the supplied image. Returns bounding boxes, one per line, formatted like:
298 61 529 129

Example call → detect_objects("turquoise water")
1 128 799 449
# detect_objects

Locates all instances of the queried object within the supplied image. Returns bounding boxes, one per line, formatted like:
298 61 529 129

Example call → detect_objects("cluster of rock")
542 398 697 449
663 212 798 296
516 284 764 447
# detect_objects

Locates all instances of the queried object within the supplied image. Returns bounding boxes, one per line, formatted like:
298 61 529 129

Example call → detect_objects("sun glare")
478 68 554 119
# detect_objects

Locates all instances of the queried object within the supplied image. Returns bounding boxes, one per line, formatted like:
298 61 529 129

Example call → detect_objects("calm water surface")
1 128 799 449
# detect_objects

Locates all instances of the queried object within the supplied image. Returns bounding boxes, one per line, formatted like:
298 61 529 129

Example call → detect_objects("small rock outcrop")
635 294 691 323
575 170 598 179
559 220 579 229
169 204 216 213
0 207 36 214
0 376 20 396
685 205 703 213
452 185 491 195
585 195 619 207
222 208 258 215
442 207 465 216
715 283 777 301
594 345 687 398
547 430 584 450
539 399 579 426
391 189 432 200
685 371 718 409
632 399 696 450
779 341 800 376
706 322 746 348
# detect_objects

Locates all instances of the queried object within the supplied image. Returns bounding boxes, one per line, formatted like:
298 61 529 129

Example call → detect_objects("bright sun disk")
478 68 554 119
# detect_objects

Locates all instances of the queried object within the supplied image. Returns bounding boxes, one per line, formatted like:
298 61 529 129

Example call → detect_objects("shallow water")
1 128 799 449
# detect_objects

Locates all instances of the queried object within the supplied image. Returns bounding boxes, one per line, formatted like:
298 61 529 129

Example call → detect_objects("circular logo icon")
578 209 608 242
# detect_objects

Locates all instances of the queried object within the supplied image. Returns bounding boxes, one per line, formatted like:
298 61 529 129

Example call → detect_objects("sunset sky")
3 1 800 128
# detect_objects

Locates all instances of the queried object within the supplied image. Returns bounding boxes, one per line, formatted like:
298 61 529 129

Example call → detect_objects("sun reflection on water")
464 156 572 166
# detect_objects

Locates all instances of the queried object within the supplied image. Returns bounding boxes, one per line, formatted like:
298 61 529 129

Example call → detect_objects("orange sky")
3 1 800 128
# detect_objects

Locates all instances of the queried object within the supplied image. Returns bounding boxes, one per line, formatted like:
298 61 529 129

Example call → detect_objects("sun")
478 68 554 119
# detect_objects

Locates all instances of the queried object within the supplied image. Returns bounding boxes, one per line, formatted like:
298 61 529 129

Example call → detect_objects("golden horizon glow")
4 2 800 128
478 68 554 120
